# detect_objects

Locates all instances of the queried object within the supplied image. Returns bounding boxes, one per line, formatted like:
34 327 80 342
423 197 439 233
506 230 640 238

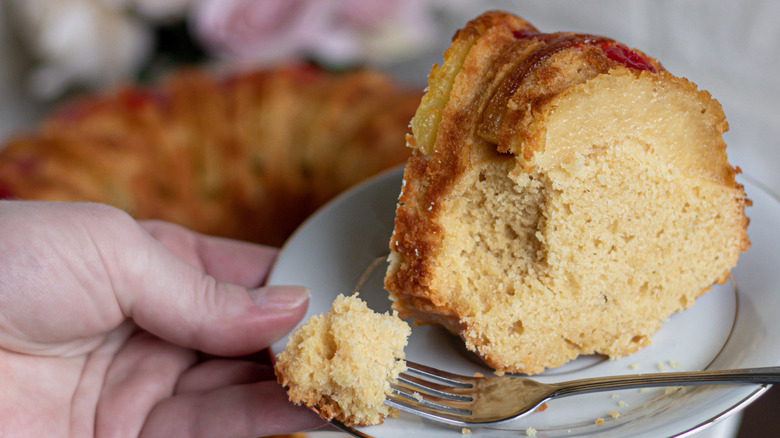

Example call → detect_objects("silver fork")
386 360 780 426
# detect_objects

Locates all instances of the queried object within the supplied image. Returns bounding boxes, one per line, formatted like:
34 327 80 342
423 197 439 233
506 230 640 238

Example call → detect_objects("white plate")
269 166 780 438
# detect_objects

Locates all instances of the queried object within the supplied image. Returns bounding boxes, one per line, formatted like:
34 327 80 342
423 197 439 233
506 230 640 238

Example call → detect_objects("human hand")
0 201 325 437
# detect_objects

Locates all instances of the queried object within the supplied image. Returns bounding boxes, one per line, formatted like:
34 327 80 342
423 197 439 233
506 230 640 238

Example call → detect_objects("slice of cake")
384 11 750 375
274 294 411 426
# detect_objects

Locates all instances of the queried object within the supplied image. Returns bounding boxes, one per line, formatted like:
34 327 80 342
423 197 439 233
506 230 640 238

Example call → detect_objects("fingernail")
249 286 310 310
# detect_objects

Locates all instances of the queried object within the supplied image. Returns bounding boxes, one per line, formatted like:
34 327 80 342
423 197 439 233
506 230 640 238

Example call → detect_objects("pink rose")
191 0 441 67
191 0 337 66
335 0 397 29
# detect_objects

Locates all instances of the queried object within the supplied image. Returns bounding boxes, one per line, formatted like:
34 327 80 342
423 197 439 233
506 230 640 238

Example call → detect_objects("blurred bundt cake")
0 65 421 246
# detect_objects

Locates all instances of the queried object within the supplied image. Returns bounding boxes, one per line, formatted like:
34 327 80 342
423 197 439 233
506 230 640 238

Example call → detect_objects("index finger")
140 220 279 288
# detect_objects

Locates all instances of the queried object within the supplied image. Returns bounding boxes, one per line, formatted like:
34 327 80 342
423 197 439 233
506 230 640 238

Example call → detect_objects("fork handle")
552 366 780 398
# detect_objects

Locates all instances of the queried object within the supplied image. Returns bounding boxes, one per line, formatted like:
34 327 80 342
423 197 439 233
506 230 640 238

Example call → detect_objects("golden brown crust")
388 13 541 322
0 65 421 246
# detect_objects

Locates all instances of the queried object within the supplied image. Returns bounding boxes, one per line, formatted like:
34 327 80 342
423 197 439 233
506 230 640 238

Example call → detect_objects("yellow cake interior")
413 71 748 373
275 294 410 426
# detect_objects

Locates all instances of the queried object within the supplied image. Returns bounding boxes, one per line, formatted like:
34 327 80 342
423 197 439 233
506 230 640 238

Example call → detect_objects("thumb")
110 227 309 356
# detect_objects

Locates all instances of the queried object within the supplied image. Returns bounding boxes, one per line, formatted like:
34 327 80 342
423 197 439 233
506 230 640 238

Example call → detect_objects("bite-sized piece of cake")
385 11 750 374
275 294 411 426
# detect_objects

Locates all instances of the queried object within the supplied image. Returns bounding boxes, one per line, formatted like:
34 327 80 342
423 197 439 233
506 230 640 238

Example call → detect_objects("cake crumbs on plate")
630 363 640 370
535 403 548 412
668 359 682 369
461 427 472 434
412 391 423 402
525 426 537 436
618 400 629 408
657 361 667 372
610 410 621 420
595 417 605 425
610 393 619 399
665 386 685 394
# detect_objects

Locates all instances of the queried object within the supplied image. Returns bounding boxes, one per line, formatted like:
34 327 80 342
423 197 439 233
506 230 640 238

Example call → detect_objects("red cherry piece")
599 43 657 73
513 29 657 73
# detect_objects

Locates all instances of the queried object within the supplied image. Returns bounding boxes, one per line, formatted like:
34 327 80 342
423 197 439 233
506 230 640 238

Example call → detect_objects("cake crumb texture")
275 294 411 426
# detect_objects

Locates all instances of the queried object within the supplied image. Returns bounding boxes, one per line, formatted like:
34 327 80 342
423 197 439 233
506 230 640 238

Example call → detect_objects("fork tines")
386 360 477 425
403 360 477 386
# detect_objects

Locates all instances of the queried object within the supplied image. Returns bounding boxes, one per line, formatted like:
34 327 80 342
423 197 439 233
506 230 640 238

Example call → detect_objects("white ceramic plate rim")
269 166 780 438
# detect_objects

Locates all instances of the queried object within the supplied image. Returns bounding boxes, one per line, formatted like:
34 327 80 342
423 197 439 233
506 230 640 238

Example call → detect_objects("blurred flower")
7 0 461 99
352 0 445 65
8 0 154 99
190 0 333 67
190 0 443 68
